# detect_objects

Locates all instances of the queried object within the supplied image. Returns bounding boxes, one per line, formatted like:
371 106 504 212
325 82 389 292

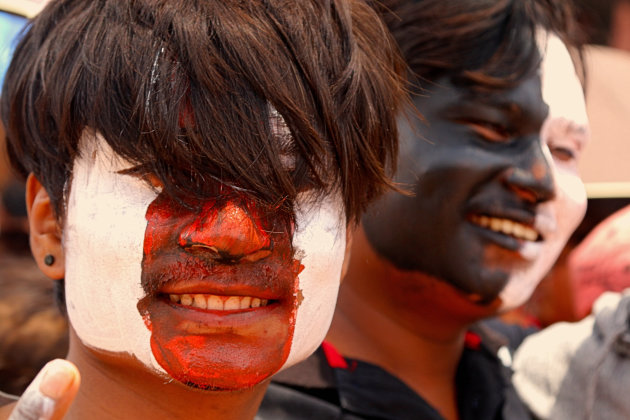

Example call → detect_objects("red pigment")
139 190 301 390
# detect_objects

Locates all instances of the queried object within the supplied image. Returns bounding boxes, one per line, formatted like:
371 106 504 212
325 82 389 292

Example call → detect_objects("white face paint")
64 132 345 386
498 33 589 310
64 135 161 371
283 195 345 369
268 106 346 370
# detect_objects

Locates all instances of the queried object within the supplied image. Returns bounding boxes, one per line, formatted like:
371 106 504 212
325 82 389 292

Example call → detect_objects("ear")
340 225 355 282
25 173 65 279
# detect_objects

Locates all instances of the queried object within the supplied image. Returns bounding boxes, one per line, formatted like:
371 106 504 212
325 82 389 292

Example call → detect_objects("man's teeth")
169 294 269 310
470 215 538 241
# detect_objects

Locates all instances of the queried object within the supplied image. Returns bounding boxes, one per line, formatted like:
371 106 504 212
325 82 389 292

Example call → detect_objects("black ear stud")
44 254 55 266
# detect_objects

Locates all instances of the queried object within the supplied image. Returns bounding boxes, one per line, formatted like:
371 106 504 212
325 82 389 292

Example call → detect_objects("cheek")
142 194 191 268
64 148 161 371
280 194 346 371
555 169 587 238
497 171 586 311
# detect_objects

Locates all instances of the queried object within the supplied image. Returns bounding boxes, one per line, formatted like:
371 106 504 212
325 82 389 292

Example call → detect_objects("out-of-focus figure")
513 290 630 420
569 205 630 318
0 0 68 401
502 0 630 327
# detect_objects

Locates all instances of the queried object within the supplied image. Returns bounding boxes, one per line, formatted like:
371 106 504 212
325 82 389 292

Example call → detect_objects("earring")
44 254 55 266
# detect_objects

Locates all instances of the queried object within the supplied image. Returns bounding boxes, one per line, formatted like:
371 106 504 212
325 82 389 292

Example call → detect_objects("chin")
496 276 542 312
151 335 287 391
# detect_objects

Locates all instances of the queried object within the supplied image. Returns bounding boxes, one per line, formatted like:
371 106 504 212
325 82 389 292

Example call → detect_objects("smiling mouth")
166 293 271 310
469 214 541 242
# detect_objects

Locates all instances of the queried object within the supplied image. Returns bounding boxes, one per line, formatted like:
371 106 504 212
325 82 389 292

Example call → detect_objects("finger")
8 359 80 420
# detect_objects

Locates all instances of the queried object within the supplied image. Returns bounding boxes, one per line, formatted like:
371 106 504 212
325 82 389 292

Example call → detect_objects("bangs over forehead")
2 0 405 222
377 0 582 90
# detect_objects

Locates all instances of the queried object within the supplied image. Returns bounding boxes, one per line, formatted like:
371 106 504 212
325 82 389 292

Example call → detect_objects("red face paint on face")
137 191 303 390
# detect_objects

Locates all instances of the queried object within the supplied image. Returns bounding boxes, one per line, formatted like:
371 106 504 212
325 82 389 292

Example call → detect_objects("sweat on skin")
63 132 346 390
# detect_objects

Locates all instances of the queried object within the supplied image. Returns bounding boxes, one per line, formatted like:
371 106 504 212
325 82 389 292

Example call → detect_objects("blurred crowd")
0 1 68 397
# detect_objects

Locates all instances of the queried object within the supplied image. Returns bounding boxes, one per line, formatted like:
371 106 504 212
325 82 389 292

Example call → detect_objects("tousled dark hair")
2 0 406 224
373 0 583 90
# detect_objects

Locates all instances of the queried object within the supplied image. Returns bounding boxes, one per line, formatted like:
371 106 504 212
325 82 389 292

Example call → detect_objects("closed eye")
118 164 164 190
549 146 576 162
542 117 587 167
458 119 512 142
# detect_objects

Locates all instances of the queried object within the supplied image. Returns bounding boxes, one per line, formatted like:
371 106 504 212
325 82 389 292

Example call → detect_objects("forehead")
73 103 296 181
462 73 545 115
539 33 588 127
415 70 548 132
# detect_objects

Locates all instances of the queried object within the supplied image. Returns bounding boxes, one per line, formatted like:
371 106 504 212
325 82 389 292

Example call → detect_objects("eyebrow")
546 117 590 149
565 120 589 147
568 122 588 135
269 107 294 148
554 118 587 135
446 99 529 123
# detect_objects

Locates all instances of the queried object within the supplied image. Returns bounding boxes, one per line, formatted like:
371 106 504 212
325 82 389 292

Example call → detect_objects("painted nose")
504 140 556 204
178 199 272 263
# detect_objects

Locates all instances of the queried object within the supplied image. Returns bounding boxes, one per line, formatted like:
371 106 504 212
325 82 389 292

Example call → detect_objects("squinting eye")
549 146 576 162
461 120 511 142
144 173 164 189
119 165 164 190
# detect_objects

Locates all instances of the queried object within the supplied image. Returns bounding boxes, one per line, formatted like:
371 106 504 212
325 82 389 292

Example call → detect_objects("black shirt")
257 322 533 420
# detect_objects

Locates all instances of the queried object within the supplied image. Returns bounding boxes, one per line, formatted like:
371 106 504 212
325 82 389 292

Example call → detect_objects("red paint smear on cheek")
143 194 192 260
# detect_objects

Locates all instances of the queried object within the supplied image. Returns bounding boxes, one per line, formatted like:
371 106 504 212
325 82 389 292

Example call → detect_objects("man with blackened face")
263 1 591 420
0 0 405 418
361 34 588 312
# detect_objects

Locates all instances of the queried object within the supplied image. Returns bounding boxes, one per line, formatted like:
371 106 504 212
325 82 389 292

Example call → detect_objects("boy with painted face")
0 0 405 418
260 0 590 419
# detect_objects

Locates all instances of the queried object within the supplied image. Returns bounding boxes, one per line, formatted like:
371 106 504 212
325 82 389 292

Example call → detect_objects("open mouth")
165 293 273 311
469 214 541 242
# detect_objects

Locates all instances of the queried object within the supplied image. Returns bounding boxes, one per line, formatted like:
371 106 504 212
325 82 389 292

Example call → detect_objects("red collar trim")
321 340 349 369
464 331 482 351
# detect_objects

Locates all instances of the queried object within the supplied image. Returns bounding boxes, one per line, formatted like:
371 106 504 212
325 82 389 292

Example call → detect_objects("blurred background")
503 0 630 327
0 0 69 397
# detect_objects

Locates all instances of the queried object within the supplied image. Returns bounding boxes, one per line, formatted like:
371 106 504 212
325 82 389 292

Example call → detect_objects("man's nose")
504 138 556 204
178 199 272 263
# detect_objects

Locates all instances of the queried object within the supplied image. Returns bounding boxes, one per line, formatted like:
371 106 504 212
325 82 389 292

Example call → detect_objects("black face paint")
363 73 555 303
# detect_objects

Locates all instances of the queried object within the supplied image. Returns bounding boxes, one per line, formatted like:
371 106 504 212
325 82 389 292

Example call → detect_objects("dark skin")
328 71 559 420
363 74 554 304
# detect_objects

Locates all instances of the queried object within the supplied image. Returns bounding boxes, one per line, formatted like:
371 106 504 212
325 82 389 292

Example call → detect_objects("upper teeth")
470 215 538 241
169 294 269 310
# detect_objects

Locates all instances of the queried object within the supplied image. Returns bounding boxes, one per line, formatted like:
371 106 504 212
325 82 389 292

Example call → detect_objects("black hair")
2 0 406 225
374 0 584 90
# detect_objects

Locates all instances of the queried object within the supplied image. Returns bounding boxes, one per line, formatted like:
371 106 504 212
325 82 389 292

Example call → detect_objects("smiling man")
359 33 589 313
260 0 591 419
63 133 345 393
328 4 588 420
0 0 405 418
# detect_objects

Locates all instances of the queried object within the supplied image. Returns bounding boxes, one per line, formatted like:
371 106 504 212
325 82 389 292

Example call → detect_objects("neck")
328 281 467 378
326 226 497 420
64 329 266 420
